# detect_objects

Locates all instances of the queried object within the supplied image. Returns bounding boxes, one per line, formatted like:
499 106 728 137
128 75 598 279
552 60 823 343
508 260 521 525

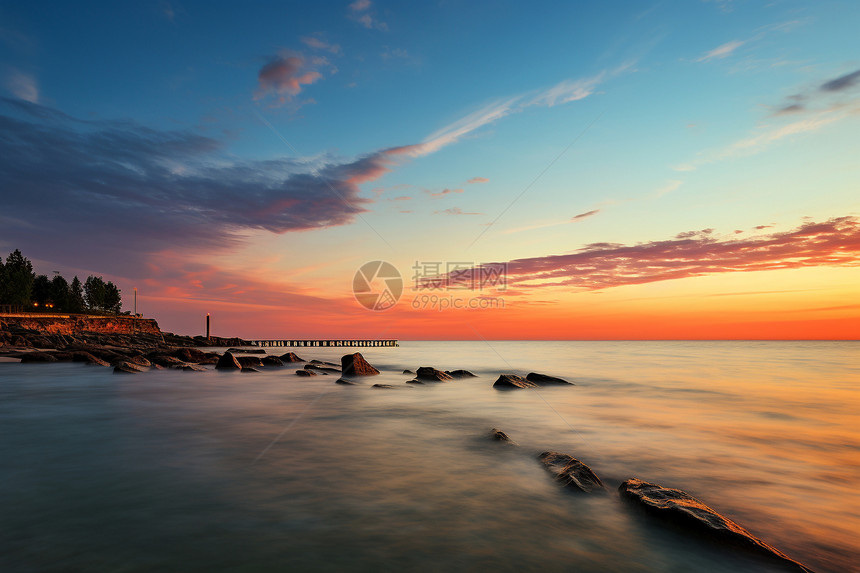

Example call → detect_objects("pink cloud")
467 177 489 184
435 207 482 215
475 217 860 290
255 55 322 104
427 188 464 197
572 209 600 221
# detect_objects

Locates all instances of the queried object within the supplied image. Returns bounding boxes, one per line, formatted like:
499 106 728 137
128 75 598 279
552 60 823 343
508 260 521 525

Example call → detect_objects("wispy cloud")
4 69 38 103
348 0 387 31
435 207 482 216
696 40 745 63
820 68 860 92
254 53 323 105
427 188 464 197
301 36 341 55
572 209 600 220
466 177 489 184
486 217 860 291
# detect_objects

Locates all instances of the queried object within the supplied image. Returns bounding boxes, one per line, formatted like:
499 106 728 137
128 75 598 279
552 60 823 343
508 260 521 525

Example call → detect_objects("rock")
262 355 284 367
538 452 604 493
490 428 516 444
280 352 304 362
174 347 207 363
227 348 266 354
181 364 207 372
215 351 242 370
149 354 186 368
304 364 341 374
493 374 537 389
372 384 398 389
416 366 453 381
526 372 573 385
447 369 477 378
310 359 339 366
341 353 379 376
19 352 58 363
241 367 260 373
336 378 358 385
403 369 416 374
49 352 74 361
127 355 152 368
618 479 814 573
295 369 316 376
406 379 425 385
236 355 264 368
200 352 221 365
113 361 148 374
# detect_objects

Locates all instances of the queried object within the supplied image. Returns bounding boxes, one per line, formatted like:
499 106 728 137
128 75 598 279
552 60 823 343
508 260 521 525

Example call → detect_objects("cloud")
255 54 323 105
4 69 38 103
820 68 860 92
467 177 489 184
348 0 387 31
301 36 341 54
527 72 606 107
435 207 482 216
482 217 860 291
427 188 464 197
349 0 370 11
0 98 398 271
572 209 600 221
696 40 745 63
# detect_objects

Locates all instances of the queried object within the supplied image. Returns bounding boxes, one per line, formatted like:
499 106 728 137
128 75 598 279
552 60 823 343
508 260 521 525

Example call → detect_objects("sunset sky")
1 0 858 339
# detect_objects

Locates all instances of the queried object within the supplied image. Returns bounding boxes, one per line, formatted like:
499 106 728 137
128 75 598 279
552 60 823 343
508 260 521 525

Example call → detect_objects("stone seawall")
0 314 161 336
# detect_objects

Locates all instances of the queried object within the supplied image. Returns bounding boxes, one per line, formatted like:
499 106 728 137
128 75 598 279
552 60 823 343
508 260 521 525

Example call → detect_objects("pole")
134 287 137 316
206 313 210 340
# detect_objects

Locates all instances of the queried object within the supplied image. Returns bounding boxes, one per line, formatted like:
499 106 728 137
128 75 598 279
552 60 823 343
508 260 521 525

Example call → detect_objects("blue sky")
1 0 859 338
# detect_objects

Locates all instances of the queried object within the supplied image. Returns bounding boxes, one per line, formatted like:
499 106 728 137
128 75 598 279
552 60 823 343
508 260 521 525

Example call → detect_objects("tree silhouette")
0 250 35 305
69 276 85 313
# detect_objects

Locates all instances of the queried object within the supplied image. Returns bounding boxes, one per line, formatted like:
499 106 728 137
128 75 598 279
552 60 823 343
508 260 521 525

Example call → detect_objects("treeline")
0 249 122 313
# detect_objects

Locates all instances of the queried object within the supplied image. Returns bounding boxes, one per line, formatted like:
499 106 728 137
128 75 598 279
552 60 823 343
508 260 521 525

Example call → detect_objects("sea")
0 341 858 572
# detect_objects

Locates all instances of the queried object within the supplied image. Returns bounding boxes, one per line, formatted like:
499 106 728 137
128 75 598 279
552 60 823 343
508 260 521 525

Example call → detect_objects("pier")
250 339 399 348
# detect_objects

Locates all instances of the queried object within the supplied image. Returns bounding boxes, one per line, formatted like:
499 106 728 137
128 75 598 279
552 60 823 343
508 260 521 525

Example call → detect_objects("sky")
0 0 858 340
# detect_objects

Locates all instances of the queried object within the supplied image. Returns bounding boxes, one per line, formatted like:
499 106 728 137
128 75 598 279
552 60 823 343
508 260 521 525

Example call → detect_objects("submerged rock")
526 372 573 385
262 355 285 367
406 379 425 385
341 353 379 376
403 369 416 374
295 369 316 377
227 348 265 354
280 352 304 362
618 479 814 572
181 364 207 372
447 369 477 378
538 452 604 493
72 351 109 367
310 359 339 367
149 354 186 368
372 384 398 389
236 355 264 368
493 374 537 389
336 378 358 385
304 364 341 374
127 355 152 368
174 347 207 363
19 352 58 363
241 367 260 373
416 366 453 381
490 428 516 445
215 351 241 370
113 361 148 374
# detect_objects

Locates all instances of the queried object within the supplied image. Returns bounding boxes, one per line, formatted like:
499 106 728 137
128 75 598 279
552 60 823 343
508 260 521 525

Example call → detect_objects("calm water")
0 341 858 572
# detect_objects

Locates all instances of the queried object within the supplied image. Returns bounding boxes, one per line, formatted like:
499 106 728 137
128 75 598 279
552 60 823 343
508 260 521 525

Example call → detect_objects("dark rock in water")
174 347 208 363
127 355 151 368
216 351 242 370
280 352 304 362
310 359 339 367
20 352 58 363
490 428 516 445
618 478 814 573
236 355 264 368
447 369 477 378
149 354 186 368
416 366 453 381
527 372 573 385
262 355 285 367
181 364 207 372
295 369 316 377
403 369 416 374
493 374 537 389
50 352 74 361
227 348 266 354
200 352 221 365
336 378 358 385
241 367 259 373
304 364 341 374
538 452 604 493
406 379 424 385
341 352 379 376
71 351 110 367
372 384 398 389
113 361 147 374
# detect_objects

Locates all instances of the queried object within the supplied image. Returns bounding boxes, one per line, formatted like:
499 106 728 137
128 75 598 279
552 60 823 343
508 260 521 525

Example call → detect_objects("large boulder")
341 353 379 376
262 355 285 367
447 369 477 378
618 479 814 573
236 355 264 368
149 354 186 368
127 355 152 368
538 452 604 493
215 351 241 370
493 374 537 389
416 367 453 381
280 352 304 362
526 372 572 385
174 347 207 363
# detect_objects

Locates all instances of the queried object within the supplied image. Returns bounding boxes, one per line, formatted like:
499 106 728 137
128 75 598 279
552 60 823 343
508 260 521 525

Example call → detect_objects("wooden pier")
250 339 399 348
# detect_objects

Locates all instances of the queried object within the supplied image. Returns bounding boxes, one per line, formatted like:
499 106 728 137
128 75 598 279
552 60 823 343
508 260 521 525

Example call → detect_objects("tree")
69 276 85 313
51 275 71 312
84 275 106 310
104 281 122 313
0 249 35 305
32 275 51 307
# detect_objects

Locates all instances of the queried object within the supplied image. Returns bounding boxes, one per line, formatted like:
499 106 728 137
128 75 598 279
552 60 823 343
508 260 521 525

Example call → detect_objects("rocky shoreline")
0 331 817 572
